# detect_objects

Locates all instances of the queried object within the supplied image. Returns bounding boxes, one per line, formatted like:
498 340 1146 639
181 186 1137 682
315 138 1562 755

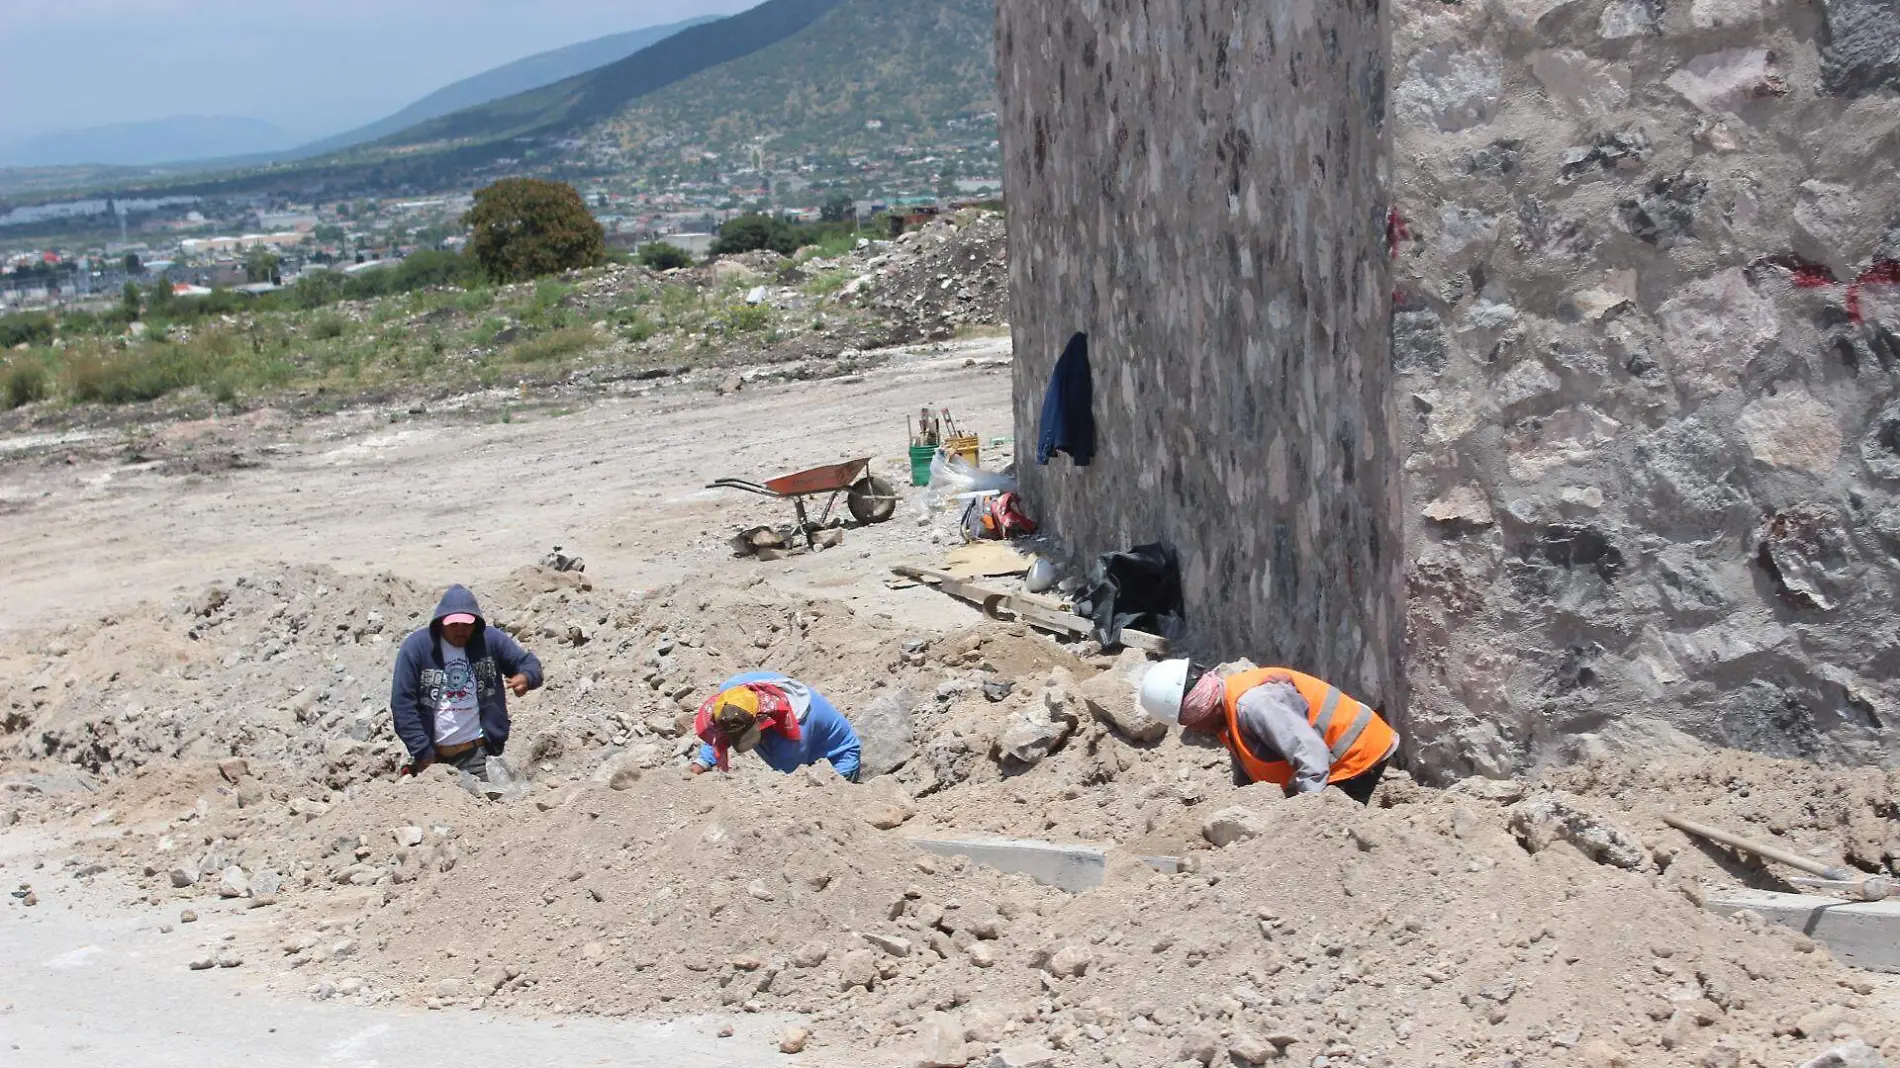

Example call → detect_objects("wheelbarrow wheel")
847 476 898 525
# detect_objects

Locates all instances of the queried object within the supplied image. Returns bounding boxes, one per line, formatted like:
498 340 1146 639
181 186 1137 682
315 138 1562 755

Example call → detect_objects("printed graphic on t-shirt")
442 658 476 709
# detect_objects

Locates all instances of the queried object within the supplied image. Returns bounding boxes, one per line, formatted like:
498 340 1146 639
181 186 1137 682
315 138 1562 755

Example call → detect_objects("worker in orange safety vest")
1137 659 1399 805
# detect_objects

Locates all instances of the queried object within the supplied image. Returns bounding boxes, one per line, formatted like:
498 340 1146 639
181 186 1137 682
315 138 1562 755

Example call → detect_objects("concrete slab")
1705 889 1900 973
909 836 1180 893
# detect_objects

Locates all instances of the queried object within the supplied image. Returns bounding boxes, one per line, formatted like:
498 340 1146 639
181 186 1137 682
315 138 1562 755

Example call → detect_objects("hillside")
377 0 849 149
297 16 719 156
603 0 996 160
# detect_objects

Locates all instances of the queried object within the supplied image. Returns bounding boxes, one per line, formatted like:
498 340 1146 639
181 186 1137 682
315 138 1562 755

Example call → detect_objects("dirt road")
0 337 1013 639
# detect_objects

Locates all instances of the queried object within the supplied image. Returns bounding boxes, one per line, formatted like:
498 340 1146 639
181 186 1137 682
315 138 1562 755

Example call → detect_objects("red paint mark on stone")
1387 209 1410 258
1848 261 1900 325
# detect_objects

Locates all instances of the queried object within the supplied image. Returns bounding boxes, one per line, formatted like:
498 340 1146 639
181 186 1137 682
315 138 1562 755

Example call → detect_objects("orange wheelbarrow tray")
708 457 899 546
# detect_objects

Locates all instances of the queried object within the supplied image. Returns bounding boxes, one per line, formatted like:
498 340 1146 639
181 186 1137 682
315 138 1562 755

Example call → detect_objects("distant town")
0 127 1003 312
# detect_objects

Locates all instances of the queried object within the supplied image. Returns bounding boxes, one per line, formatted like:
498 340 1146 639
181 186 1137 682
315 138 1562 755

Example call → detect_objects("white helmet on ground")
1137 658 1194 723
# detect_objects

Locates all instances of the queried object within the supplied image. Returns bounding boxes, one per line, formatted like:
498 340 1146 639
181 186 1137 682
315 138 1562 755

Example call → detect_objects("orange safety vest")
1220 668 1398 788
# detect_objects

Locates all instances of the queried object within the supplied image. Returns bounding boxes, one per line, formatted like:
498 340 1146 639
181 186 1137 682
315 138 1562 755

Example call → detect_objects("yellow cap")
712 686 761 735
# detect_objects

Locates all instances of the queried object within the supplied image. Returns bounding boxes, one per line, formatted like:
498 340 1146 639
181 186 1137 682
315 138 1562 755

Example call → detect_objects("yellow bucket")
946 434 980 467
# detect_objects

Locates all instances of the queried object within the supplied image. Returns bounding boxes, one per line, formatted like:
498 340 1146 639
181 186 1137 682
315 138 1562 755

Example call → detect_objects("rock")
1080 652 1170 744
1799 1040 1887 1068
1423 485 1495 528
179 909 198 924
217 866 250 899
791 940 830 968
994 682 1081 768
966 942 997 968
1508 794 1648 869
395 826 425 848
982 680 1014 702
1598 0 1660 36
862 932 913 957
1667 49 1784 113
779 1027 811 1054
863 802 915 830
1177 1027 1221 1065
1203 807 1266 848
1796 1004 1852 1039
169 869 197 889
436 978 468 999
716 373 745 396
1578 1040 1628 1067
1736 390 1841 474
914 1012 970 1068
1228 1032 1275 1066
989 1045 1059 1068
855 689 918 778
188 956 216 971
216 955 243 969
1394 47 1502 132
1758 505 1851 611
250 869 283 898
1529 49 1631 119
1818 0 1900 97
1657 268 1779 399
1040 943 1093 978
216 758 250 784
837 948 878 991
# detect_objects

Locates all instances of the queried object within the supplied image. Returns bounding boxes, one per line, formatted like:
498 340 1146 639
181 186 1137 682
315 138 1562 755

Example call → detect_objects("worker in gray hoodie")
390 585 544 778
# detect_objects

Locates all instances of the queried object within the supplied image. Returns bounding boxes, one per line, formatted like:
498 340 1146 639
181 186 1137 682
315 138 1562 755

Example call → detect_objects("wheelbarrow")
709 457 899 548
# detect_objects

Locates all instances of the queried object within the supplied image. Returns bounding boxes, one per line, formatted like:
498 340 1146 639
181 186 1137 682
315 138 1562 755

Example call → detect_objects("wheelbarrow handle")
708 478 779 497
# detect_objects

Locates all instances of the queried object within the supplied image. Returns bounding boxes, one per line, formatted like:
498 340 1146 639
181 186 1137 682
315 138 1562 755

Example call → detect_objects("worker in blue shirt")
688 672 863 782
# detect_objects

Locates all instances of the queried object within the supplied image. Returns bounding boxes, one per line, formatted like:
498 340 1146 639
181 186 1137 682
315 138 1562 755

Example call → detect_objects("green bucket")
909 444 937 487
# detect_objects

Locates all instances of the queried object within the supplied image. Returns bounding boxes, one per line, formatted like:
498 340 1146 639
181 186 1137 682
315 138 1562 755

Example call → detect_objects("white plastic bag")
923 449 1017 512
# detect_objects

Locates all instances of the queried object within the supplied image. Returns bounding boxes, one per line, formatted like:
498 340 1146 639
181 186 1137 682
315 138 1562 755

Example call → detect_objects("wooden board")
941 541 1032 579
894 564 1172 655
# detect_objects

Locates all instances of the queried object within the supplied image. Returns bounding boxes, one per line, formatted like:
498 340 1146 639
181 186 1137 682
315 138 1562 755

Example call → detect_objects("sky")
0 0 758 143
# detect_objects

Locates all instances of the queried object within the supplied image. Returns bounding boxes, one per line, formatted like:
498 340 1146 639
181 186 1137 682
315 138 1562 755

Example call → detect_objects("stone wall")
1391 0 1900 774
997 0 1403 712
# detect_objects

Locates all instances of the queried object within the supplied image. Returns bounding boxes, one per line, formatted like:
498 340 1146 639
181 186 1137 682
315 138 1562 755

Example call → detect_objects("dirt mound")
6 560 1898 1067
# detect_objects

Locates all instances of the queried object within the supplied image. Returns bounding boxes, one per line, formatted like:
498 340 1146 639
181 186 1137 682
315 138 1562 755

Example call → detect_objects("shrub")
638 242 694 271
3 360 49 409
310 314 349 341
722 305 774 334
0 312 54 349
465 178 605 283
508 327 598 364
711 214 804 257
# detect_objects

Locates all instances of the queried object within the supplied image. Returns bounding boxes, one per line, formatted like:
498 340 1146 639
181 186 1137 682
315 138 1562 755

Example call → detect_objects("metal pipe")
1664 814 1858 882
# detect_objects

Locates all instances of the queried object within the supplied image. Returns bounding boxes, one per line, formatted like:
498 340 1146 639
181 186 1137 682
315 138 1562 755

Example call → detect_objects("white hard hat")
1137 659 1193 723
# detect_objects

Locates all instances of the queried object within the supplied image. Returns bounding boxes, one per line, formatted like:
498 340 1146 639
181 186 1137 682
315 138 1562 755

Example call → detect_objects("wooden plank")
894 565 1171 654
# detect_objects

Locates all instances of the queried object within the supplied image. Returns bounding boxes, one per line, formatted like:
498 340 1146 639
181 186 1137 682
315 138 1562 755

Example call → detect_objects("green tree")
122 253 142 275
121 282 142 321
244 248 282 285
464 178 606 284
710 214 803 256
820 194 856 224
638 242 694 271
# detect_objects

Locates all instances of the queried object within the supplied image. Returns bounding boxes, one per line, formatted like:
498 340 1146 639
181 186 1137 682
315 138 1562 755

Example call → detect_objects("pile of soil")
5 560 1898 1068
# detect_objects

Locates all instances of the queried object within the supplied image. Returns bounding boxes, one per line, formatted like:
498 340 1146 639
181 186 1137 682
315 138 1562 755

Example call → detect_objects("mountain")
603 0 995 159
297 16 720 156
374 0 850 149
0 116 293 168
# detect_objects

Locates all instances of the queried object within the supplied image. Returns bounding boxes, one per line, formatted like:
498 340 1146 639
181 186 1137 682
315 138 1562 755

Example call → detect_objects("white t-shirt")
434 639 483 747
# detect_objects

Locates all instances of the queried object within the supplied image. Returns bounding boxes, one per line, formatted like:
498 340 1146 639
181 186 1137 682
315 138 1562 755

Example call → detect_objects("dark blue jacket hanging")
1037 332 1095 466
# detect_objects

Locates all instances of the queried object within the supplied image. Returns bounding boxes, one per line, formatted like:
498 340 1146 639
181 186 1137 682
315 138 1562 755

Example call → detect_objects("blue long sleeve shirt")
696 673 862 780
